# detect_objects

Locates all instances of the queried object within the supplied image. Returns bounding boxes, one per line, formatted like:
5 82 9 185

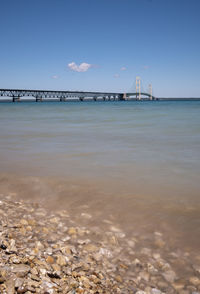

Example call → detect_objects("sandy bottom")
0 172 200 256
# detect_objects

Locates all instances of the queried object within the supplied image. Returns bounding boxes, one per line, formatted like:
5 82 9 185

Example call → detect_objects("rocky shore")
0 196 200 294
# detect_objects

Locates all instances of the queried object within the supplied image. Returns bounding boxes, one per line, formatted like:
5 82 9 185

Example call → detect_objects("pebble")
56 255 67 266
151 289 162 294
11 264 30 277
46 256 55 264
190 276 200 286
0 197 198 294
162 270 176 283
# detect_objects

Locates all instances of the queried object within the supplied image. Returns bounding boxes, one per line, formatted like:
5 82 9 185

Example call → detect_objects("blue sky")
0 0 200 97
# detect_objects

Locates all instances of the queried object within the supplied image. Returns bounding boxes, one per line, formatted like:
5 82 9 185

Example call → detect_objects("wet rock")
11 264 30 277
151 289 162 294
46 256 55 264
6 278 15 294
172 279 186 290
178 291 190 294
83 243 98 252
0 244 7 250
20 219 29 226
193 265 200 275
0 197 198 294
139 271 150 282
15 278 24 288
162 270 176 283
16 286 28 293
68 227 77 235
190 277 200 286
35 241 44 250
80 213 92 219
154 238 165 248
56 255 67 266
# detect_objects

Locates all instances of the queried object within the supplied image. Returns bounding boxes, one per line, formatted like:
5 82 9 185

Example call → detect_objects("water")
0 101 200 252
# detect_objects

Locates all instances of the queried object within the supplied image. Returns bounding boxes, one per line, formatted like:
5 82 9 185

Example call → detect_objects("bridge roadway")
0 89 155 102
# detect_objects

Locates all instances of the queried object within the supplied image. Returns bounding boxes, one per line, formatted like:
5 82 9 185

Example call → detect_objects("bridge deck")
0 89 155 101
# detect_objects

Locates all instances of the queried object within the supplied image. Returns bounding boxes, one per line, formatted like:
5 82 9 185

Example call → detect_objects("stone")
115 275 123 283
35 241 44 250
172 279 186 290
20 219 29 226
56 255 67 266
68 227 77 235
29 274 40 282
154 238 165 248
193 265 200 275
6 278 15 294
140 271 150 282
163 270 176 283
46 256 55 264
80 213 92 219
151 289 162 294
0 197 198 294
15 278 24 288
17 287 28 293
11 264 30 277
178 291 190 294
83 243 98 252
190 277 200 286
30 267 38 275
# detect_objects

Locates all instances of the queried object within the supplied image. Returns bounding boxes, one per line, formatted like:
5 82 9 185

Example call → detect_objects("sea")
0 100 200 253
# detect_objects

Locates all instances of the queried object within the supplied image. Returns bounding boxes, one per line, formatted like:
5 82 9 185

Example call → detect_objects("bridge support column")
119 94 125 101
60 97 66 102
36 97 42 102
93 97 97 101
79 97 84 101
13 96 20 102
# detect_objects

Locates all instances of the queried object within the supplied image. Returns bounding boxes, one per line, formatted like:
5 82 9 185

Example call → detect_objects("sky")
0 0 200 97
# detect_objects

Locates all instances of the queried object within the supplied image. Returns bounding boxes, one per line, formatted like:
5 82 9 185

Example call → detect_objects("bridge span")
0 89 156 102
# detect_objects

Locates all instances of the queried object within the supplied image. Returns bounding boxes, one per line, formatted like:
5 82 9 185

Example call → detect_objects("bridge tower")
136 76 141 100
149 84 152 100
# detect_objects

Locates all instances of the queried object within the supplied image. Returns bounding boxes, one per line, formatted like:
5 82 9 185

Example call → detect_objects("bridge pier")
119 94 125 101
93 97 97 101
36 97 42 102
60 97 66 102
79 97 84 101
12 96 20 102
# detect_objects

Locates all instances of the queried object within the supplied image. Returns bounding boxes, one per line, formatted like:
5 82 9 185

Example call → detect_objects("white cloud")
114 74 120 78
52 75 59 79
68 62 92 72
120 67 127 71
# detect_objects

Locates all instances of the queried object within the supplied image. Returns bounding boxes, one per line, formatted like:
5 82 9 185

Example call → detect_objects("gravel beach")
0 195 200 294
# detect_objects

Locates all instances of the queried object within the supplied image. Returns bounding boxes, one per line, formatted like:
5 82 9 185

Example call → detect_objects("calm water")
0 101 200 251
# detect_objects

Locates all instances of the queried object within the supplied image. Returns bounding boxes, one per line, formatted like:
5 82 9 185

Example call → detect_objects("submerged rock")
0 197 199 294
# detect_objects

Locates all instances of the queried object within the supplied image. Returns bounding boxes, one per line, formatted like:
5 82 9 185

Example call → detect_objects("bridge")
0 88 155 102
0 78 156 102
0 89 121 102
125 92 155 100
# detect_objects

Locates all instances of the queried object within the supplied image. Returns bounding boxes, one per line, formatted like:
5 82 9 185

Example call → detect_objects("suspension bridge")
0 77 156 102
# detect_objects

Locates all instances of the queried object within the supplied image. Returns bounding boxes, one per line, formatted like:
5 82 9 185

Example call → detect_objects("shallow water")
0 101 200 252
